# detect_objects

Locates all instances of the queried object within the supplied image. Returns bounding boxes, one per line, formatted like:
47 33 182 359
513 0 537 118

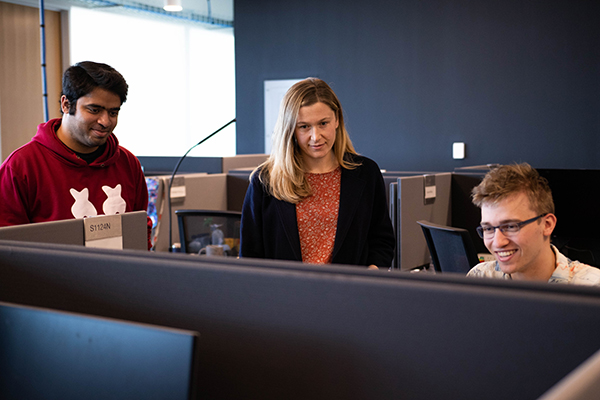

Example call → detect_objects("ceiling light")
164 0 182 12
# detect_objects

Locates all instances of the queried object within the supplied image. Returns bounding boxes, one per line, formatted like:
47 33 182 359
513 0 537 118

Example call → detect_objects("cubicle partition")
395 172 452 271
0 211 148 250
381 171 435 208
139 154 268 176
145 155 266 252
383 171 437 269
147 173 227 251
2 240 600 400
221 154 268 174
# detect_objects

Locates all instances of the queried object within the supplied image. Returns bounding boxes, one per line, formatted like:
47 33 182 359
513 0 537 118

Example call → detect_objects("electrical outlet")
453 142 465 159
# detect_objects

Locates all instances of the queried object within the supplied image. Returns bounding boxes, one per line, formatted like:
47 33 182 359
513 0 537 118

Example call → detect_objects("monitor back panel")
2 241 600 400
0 301 199 400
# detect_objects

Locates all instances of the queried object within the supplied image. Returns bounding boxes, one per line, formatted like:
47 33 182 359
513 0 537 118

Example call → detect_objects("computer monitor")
0 301 200 400
452 167 600 267
450 171 488 255
537 169 600 267
3 240 600 400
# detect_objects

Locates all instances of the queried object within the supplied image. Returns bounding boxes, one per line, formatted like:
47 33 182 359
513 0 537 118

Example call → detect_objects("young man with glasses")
467 163 600 284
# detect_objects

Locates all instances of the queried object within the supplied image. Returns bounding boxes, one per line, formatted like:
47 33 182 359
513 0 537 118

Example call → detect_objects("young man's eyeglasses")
476 213 548 239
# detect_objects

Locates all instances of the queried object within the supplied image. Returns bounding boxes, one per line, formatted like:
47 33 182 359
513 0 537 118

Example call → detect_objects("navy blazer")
240 155 395 268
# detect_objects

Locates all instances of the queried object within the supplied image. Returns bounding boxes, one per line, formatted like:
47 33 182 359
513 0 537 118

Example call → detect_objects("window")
69 7 236 157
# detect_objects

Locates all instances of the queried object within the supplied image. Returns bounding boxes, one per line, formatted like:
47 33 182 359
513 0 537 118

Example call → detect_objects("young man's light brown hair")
471 163 555 215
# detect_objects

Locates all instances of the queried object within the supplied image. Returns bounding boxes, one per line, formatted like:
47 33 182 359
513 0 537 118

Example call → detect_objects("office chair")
416 220 480 273
176 210 242 256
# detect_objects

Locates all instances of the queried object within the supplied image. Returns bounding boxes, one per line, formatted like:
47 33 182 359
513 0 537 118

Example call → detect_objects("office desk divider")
139 154 268 176
394 172 452 271
144 154 267 252
0 211 148 250
381 171 436 209
382 171 437 270
389 169 491 271
147 172 252 252
2 240 600 400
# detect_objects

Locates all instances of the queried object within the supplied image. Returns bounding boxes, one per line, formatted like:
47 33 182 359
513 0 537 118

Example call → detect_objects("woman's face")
293 102 339 170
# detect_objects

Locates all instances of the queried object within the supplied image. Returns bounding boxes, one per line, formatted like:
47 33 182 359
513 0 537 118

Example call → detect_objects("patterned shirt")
467 245 600 285
296 167 341 264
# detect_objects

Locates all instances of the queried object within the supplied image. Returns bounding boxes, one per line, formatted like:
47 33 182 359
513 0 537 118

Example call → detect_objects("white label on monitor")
425 186 436 199
84 214 123 249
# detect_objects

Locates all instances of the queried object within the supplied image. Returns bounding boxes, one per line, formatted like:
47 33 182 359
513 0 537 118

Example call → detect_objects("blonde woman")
240 78 394 269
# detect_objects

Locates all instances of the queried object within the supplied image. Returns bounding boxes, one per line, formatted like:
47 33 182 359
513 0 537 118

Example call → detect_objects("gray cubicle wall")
389 181 398 268
148 173 228 252
221 154 268 174
145 154 267 252
396 172 452 271
383 171 438 270
139 154 268 176
0 211 148 250
382 171 436 208
149 171 256 252
2 240 600 400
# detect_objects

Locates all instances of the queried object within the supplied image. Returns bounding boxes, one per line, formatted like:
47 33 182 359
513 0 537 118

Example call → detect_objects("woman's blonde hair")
253 78 359 203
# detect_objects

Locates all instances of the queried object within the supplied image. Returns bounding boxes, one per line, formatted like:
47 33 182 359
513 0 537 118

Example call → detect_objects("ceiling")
4 0 233 27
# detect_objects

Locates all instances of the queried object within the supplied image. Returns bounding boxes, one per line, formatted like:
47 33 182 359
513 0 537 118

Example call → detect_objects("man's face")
60 87 121 153
480 192 555 277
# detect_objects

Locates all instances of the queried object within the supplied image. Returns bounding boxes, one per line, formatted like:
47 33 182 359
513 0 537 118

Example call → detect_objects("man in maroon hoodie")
0 61 150 245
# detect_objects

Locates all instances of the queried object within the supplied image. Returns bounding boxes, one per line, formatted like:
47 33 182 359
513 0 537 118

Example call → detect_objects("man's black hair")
61 61 128 115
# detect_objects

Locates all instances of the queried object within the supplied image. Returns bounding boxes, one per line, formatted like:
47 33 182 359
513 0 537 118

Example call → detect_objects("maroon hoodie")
0 118 148 229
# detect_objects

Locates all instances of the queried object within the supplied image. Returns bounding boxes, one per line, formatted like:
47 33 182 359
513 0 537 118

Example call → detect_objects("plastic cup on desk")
199 244 226 256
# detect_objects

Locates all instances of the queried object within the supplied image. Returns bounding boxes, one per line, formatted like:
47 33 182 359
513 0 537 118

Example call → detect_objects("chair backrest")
176 210 241 256
417 220 480 273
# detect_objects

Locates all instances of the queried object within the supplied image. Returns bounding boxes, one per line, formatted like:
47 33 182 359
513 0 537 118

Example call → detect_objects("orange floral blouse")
296 167 341 264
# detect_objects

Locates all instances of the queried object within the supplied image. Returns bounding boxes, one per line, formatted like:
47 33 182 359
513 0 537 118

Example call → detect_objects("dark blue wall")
234 0 599 171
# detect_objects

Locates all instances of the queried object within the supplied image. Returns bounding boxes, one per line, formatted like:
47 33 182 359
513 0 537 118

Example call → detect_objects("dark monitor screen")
453 168 600 267
537 169 600 267
451 172 487 254
0 302 199 400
